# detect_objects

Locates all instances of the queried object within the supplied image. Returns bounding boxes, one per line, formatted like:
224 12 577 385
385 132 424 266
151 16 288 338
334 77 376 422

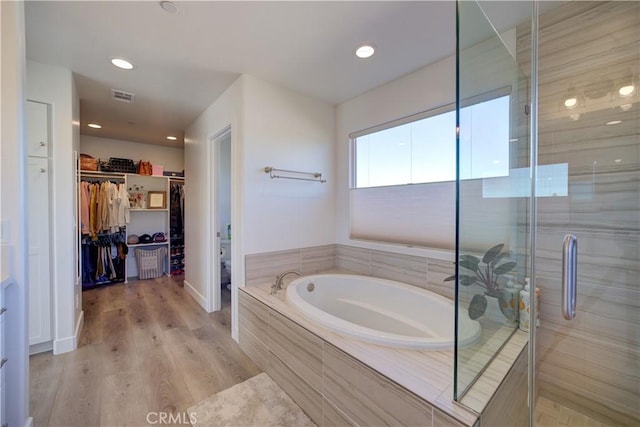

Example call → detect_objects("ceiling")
24 1 541 148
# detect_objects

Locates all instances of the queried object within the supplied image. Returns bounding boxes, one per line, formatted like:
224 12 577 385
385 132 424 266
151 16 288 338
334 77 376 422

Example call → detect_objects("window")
352 94 510 188
349 90 512 248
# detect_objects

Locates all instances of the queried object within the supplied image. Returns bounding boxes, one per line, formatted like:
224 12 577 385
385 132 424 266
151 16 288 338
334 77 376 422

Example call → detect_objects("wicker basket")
135 247 167 279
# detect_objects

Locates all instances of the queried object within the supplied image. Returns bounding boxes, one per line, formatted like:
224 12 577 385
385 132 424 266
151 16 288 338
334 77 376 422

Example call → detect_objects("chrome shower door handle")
562 234 578 320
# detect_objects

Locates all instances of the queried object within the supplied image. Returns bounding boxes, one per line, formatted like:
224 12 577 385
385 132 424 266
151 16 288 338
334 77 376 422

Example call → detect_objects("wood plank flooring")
30 277 261 427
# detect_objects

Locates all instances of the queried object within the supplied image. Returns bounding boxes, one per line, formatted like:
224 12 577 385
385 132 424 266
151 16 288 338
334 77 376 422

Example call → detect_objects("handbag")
137 160 153 175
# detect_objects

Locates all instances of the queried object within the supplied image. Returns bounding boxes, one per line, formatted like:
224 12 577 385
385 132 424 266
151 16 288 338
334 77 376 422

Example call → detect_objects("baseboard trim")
29 341 53 355
184 280 210 312
53 310 84 355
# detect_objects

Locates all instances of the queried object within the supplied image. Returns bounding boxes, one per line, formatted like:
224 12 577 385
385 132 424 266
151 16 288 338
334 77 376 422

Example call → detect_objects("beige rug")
188 373 317 426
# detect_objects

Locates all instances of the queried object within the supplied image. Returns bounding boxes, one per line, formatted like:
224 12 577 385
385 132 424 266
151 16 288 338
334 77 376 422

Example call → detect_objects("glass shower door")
532 2 640 425
455 3 534 423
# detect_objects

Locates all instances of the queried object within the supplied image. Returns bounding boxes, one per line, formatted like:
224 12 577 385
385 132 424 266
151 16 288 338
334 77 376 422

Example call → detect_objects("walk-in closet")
78 170 186 288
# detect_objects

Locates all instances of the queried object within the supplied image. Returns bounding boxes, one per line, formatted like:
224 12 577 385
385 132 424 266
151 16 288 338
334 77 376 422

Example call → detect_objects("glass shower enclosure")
455 1 639 426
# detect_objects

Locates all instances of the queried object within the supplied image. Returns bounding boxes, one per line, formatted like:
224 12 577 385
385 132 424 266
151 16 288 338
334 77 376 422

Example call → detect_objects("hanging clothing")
81 231 127 289
81 179 130 238
170 182 184 236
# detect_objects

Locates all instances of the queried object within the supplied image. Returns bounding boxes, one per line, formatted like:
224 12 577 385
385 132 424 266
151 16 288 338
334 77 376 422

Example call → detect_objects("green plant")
444 243 516 320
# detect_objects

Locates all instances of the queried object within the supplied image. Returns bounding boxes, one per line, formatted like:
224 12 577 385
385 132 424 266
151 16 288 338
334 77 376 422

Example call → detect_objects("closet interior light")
167 136 177 141
88 123 102 129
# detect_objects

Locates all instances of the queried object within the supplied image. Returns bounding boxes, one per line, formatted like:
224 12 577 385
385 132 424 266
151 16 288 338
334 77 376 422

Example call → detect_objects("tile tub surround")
238 285 479 426
245 244 456 300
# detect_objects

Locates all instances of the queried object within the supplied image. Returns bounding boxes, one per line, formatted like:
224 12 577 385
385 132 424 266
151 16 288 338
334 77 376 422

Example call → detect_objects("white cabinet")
26 100 49 158
27 158 52 346
26 100 53 349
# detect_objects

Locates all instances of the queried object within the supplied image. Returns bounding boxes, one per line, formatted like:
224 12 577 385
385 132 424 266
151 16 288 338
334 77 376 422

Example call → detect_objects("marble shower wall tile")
518 1 640 423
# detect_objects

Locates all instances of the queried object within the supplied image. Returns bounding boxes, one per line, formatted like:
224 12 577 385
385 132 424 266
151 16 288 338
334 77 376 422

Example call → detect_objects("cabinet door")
26 100 49 158
28 157 52 345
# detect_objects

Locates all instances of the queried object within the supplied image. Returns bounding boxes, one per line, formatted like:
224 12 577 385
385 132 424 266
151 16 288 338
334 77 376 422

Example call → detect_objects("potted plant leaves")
444 243 517 321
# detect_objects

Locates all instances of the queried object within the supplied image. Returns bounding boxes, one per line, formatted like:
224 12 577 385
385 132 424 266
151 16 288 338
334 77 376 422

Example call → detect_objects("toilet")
220 241 231 286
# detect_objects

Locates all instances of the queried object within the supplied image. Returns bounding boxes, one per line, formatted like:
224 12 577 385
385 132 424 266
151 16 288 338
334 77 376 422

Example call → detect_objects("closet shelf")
128 242 169 248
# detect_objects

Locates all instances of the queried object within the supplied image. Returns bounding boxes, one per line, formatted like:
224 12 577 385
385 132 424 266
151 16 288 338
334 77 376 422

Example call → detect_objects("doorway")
212 128 232 318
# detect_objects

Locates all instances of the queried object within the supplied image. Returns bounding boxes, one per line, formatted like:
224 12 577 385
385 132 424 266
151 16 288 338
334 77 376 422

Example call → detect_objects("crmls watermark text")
146 412 197 425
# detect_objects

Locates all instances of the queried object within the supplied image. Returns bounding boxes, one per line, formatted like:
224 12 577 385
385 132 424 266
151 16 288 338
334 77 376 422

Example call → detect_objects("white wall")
1 1 30 424
185 74 336 341
80 135 185 173
26 60 81 354
336 56 456 261
242 75 336 255
184 76 242 317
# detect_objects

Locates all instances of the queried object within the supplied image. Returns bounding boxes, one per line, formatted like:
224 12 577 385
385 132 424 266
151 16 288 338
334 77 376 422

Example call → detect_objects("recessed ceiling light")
110 57 134 70
606 120 622 125
355 44 375 59
618 84 635 97
563 97 578 109
614 159 622 163
160 1 178 14
167 136 177 141
87 123 102 129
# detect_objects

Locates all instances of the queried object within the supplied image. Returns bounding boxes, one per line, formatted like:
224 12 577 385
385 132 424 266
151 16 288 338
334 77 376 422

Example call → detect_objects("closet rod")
79 171 126 180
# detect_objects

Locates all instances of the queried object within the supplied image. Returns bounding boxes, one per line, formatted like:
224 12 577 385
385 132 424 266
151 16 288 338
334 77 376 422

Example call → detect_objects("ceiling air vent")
111 89 135 104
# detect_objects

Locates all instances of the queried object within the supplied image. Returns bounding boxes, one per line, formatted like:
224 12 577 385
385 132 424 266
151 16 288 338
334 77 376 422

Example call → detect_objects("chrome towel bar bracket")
264 166 326 183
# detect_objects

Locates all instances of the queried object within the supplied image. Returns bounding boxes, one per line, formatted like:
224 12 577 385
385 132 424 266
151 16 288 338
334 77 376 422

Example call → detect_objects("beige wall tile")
300 244 337 274
238 291 269 340
245 249 300 286
268 310 323 392
323 343 433 426
434 409 467 427
426 258 456 299
267 352 323 425
335 245 371 275
323 398 357 427
481 346 528 427
370 250 428 288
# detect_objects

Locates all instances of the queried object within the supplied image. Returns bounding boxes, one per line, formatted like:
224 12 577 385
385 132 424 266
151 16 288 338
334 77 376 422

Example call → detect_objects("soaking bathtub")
286 274 481 350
